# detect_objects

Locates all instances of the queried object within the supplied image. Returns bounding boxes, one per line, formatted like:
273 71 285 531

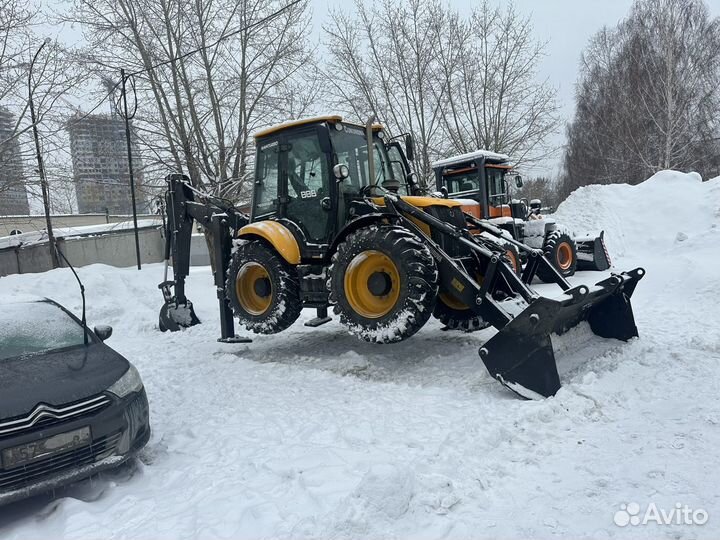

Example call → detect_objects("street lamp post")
28 38 59 269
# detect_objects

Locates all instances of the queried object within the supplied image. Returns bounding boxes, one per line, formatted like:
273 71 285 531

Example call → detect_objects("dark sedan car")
0 296 150 506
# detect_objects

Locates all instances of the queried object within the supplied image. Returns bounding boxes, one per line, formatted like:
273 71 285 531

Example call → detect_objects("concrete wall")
0 214 157 237
190 234 210 266
0 226 165 277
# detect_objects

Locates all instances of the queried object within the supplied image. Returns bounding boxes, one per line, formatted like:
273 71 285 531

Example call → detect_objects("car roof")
0 294 50 305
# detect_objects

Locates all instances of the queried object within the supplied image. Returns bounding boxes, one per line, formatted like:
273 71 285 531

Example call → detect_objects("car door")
282 128 332 245
251 137 281 221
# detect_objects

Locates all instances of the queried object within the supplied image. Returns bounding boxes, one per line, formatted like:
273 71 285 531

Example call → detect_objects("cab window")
486 167 508 204
254 141 280 216
443 170 481 195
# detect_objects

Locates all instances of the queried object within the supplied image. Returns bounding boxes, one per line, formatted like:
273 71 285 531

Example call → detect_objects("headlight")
108 364 144 398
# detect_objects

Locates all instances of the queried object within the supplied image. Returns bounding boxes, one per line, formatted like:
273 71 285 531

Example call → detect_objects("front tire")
537 231 577 282
329 224 438 343
225 239 302 334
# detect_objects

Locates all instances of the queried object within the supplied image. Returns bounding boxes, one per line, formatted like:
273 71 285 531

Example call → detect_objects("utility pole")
29 38 59 269
120 68 142 270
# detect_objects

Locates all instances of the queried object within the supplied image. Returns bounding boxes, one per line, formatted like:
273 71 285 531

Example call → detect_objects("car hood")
0 344 129 419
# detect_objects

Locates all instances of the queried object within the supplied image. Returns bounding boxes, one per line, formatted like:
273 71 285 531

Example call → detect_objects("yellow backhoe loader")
158 115 644 398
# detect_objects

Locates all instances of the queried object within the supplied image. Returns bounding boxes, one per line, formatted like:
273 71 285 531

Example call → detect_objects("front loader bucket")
575 230 611 272
479 268 645 398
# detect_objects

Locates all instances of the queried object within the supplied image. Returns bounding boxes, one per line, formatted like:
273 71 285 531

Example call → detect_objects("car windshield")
330 125 404 194
0 301 87 360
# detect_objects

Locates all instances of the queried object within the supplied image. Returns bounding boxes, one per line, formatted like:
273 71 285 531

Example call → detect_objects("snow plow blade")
479 267 645 398
575 230 611 271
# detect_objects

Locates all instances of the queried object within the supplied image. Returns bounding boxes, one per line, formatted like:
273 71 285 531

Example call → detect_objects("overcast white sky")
310 0 720 176
50 0 720 177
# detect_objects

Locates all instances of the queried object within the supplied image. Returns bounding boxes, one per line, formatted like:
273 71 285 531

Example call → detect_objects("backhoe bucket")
479 268 645 398
159 300 201 332
575 230 611 271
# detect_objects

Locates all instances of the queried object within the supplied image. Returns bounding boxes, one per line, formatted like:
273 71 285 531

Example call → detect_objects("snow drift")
552 170 720 261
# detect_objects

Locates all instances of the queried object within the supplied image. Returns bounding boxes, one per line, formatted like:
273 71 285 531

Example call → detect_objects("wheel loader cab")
432 151 514 220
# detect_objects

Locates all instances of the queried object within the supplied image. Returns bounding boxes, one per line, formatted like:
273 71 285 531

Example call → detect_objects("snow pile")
552 171 720 261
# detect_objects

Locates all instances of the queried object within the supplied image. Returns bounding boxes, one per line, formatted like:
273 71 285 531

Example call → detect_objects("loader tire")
329 224 438 343
225 239 302 334
433 296 490 332
537 231 577 283
499 242 521 275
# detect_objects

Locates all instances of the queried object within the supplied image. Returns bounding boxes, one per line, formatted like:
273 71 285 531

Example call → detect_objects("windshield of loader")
330 124 407 195
442 165 508 204
442 168 481 195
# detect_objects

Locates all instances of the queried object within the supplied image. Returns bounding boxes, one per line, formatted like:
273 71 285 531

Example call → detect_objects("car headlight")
108 364 144 398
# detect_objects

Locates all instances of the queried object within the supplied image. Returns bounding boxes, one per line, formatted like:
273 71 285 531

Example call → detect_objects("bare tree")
435 2 560 168
69 0 317 201
561 0 720 199
325 0 448 181
325 0 560 181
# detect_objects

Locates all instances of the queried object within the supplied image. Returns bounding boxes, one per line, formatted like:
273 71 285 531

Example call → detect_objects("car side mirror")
333 163 349 182
405 134 415 162
514 175 523 188
440 185 449 199
94 325 113 341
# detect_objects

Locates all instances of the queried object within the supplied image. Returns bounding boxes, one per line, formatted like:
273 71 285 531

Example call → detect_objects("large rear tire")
537 231 577 283
329 224 438 343
225 239 303 334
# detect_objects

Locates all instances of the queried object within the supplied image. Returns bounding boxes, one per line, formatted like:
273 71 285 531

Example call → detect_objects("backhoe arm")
158 174 250 342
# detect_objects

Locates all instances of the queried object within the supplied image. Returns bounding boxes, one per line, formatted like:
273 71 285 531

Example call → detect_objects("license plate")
2 426 91 469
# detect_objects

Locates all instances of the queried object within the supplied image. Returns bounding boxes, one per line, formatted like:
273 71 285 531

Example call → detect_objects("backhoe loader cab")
433 151 611 282
250 116 415 253
159 115 645 399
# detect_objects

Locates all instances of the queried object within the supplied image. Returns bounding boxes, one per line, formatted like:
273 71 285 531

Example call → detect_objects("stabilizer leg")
305 306 332 327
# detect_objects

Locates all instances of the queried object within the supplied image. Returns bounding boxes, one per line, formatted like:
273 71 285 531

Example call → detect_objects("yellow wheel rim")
344 250 400 319
557 242 573 270
439 292 468 311
235 262 272 316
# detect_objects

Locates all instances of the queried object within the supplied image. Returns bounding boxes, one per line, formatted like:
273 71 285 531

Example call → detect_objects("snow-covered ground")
0 171 718 539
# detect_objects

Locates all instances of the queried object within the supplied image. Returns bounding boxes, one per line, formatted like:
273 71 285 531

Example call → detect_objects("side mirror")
333 163 349 182
440 185 449 199
405 134 415 162
94 325 113 341
514 175 523 188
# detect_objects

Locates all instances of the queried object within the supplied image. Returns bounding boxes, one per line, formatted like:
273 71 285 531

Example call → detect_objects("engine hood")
0 344 129 419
